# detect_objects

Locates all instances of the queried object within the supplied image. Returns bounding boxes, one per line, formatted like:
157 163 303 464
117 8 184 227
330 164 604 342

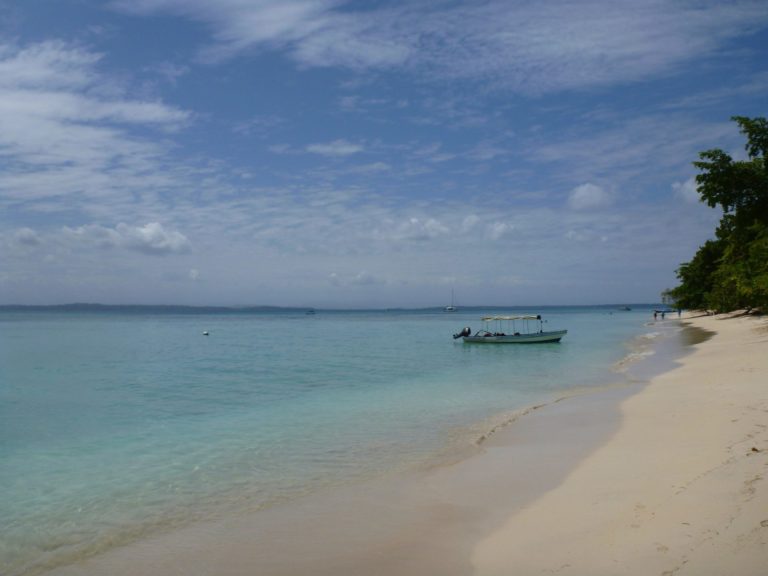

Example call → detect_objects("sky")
1 0 766 308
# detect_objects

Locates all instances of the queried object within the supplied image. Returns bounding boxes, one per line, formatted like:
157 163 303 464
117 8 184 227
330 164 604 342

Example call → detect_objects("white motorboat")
454 315 567 343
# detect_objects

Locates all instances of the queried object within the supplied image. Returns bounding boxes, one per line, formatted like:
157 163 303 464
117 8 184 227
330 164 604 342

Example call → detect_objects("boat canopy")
480 315 541 322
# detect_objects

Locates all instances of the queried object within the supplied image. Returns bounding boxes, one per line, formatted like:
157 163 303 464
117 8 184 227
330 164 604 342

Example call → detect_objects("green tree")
693 116 768 229
670 239 724 309
672 116 768 312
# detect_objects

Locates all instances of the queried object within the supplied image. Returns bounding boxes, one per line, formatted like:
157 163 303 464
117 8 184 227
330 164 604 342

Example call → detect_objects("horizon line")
0 302 662 312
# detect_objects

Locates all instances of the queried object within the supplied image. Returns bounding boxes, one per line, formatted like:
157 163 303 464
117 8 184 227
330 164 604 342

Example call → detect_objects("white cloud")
565 229 586 242
117 222 191 254
664 72 768 111
0 41 190 209
468 141 508 162
288 11 412 70
348 162 390 174
233 114 283 137
568 183 612 210
14 227 42 246
306 139 364 156
486 221 514 240
2 180 718 306
0 41 99 90
1 4 749 308
63 222 190 255
144 61 190 85
412 142 455 164
0 41 188 124
389 217 450 242
113 0 340 62
491 275 524 287
526 114 741 199
63 223 122 249
672 177 700 203
328 270 385 287
461 214 480 233
111 0 768 93
268 143 292 154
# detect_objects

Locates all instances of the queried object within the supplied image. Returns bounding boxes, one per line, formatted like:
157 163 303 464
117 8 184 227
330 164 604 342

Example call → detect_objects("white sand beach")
473 312 768 575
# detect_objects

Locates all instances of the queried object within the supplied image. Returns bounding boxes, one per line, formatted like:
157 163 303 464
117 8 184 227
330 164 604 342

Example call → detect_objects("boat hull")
463 329 567 344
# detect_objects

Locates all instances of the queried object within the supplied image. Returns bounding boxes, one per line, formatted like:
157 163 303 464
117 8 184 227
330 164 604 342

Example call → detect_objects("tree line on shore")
667 116 768 313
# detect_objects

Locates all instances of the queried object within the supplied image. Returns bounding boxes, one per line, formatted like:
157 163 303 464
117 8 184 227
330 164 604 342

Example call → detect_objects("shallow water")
0 305 673 575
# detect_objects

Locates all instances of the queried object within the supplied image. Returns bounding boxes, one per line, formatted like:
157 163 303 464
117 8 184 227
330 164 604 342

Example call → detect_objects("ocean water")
0 306 676 575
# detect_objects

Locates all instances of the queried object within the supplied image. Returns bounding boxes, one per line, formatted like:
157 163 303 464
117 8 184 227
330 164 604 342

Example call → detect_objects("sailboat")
444 289 457 312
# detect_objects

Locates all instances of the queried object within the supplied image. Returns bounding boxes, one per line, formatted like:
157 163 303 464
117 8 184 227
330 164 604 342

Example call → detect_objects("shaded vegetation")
669 116 768 312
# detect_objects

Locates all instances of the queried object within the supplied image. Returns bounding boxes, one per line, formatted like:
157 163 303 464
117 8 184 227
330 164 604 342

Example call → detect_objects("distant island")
0 303 302 314
0 303 659 314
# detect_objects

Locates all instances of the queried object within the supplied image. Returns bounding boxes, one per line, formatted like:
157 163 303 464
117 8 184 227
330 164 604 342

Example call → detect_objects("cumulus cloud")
117 222 191 254
568 183 612 210
64 222 190 255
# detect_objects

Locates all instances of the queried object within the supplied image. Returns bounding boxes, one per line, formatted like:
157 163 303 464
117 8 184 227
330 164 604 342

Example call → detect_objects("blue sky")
1 0 766 308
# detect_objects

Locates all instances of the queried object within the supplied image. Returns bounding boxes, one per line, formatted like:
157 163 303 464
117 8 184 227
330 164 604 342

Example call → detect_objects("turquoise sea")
1 305 676 575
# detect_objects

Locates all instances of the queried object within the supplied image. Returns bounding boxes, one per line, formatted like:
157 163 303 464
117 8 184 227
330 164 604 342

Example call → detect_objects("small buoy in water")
203 331 209 336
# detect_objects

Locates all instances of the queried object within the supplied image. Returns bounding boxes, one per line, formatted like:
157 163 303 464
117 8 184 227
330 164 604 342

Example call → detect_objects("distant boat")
444 289 457 312
305 309 316 315
454 315 567 344
619 306 632 311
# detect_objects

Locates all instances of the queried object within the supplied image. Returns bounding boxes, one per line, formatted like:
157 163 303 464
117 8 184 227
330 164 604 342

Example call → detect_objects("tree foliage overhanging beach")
669 116 768 312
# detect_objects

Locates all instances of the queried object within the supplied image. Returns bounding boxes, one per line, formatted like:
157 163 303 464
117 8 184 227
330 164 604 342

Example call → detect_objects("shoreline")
40 314 708 576
473 312 768 575
47 383 642 576
4 309 661 576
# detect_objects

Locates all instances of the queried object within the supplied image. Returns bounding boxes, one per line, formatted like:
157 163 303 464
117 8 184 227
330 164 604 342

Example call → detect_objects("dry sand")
473 312 768 575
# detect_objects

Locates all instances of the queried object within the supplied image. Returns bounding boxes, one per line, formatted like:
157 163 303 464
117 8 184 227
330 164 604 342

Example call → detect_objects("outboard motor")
453 326 471 339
